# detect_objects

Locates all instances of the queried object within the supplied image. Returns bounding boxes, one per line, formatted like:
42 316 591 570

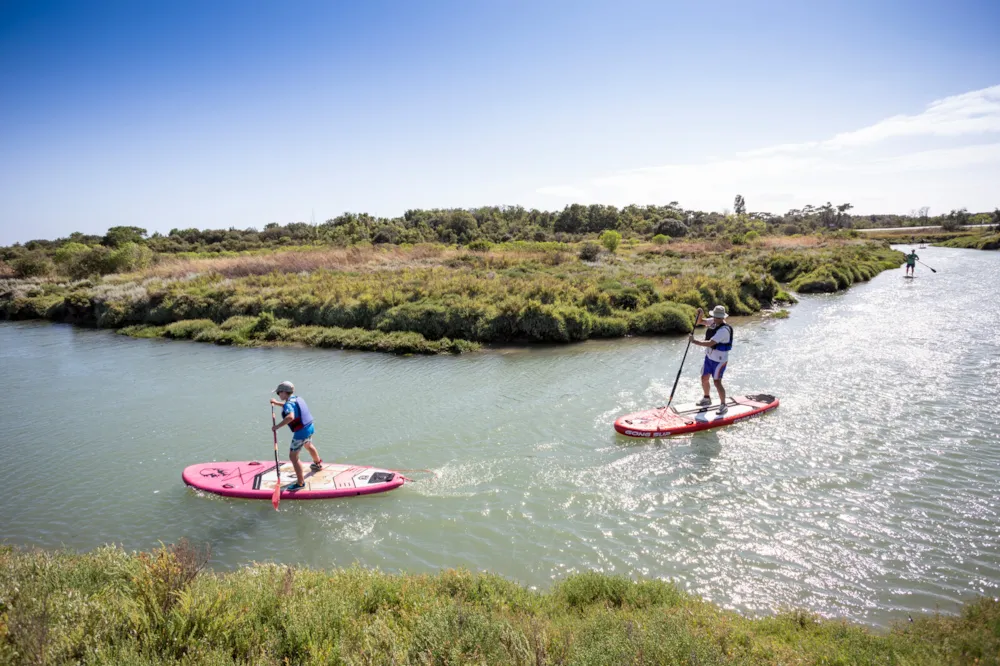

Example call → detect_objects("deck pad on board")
183 460 404 500
614 393 778 438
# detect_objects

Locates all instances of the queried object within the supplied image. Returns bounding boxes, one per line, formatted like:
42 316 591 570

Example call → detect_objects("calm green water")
1 246 998 626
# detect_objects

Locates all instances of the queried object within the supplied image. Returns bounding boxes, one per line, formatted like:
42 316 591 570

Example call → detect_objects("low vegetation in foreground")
0 237 901 354
1 543 997 665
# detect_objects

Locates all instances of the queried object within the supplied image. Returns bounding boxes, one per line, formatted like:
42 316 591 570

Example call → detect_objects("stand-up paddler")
689 305 733 415
270 381 323 490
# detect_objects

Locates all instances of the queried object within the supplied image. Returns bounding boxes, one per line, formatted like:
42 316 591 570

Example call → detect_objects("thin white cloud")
536 84 1000 214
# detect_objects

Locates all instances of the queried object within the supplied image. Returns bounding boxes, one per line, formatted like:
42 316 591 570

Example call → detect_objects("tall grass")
0 543 995 665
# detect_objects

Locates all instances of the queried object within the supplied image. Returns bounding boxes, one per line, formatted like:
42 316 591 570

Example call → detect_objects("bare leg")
701 374 711 399
303 442 321 464
289 449 305 485
714 378 726 405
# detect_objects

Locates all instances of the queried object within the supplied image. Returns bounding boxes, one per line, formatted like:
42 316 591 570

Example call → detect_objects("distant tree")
102 226 147 248
992 208 1000 232
654 218 688 238
918 206 930 222
942 208 970 231
819 202 836 228
733 195 746 215
835 203 854 228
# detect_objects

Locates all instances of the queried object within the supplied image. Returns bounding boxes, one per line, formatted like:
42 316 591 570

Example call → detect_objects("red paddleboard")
614 394 779 438
182 460 405 500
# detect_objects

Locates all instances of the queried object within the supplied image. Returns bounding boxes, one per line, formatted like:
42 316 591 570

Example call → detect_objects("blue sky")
1 0 998 244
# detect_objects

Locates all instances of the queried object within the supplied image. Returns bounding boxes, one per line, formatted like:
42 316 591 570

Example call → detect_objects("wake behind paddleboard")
614 394 778 438
182 460 405 500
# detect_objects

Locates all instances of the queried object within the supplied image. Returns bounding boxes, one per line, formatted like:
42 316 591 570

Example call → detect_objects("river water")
1 246 997 626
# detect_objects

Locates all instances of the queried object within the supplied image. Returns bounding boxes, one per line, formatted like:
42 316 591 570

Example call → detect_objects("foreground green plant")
0 543 995 665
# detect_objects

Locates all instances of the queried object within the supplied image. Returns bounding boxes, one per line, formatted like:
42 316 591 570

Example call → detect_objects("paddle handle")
666 312 699 408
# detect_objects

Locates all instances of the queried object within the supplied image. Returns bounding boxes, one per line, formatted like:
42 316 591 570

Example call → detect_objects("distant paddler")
688 305 733 415
904 249 919 277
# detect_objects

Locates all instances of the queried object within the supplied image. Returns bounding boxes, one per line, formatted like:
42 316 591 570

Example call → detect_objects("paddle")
917 260 937 273
271 407 281 511
664 310 700 411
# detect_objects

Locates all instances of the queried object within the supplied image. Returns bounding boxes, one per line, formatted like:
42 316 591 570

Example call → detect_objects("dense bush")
578 242 601 261
630 302 695 335
12 252 54 278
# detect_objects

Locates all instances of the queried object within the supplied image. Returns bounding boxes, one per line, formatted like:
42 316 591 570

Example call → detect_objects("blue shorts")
702 357 727 380
289 423 315 452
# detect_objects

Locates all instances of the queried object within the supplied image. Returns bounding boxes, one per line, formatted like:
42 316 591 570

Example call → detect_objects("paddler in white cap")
688 305 733 415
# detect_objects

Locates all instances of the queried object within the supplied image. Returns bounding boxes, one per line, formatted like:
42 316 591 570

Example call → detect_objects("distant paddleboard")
614 394 778 438
183 460 405 500
904 275 915 279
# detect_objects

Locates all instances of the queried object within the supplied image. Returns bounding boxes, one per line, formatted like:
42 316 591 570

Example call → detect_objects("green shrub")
53 242 91 265
105 242 153 273
651 234 669 245
592 315 629 337
467 239 493 252
630 302 694 335
790 268 839 293
599 230 621 253
12 252 54 278
163 319 217 339
66 247 113 279
118 324 167 338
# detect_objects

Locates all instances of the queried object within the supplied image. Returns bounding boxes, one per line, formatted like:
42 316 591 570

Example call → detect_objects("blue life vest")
287 396 314 432
705 323 733 352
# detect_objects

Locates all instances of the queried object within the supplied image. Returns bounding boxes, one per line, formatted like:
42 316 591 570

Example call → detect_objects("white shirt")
705 324 731 363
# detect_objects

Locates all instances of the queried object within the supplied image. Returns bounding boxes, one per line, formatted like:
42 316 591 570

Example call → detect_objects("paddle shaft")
917 260 937 273
666 314 699 409
271 407 281 510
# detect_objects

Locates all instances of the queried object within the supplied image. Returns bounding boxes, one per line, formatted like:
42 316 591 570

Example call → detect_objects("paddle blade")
271 482 281 510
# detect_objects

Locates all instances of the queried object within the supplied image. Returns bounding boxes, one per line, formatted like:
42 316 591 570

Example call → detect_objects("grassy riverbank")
0 238 902 354
935 231 1000 250
864 227 1000 250
1 543 996 665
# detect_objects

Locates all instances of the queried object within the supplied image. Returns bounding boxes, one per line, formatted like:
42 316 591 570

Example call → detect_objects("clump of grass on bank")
936 232 1000 250
0 543 996 665
0 240 902 353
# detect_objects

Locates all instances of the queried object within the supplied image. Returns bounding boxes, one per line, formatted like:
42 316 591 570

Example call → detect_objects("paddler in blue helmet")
270 381 323 490
689 305 733 415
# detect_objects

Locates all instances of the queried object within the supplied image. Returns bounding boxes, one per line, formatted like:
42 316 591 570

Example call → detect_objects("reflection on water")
1 246 998 626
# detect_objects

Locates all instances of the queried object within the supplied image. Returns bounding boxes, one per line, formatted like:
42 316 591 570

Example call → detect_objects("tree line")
2 199 997 279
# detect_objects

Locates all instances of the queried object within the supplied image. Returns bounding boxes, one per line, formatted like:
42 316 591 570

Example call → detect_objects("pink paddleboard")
615 393 779 438
182 460 405 500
